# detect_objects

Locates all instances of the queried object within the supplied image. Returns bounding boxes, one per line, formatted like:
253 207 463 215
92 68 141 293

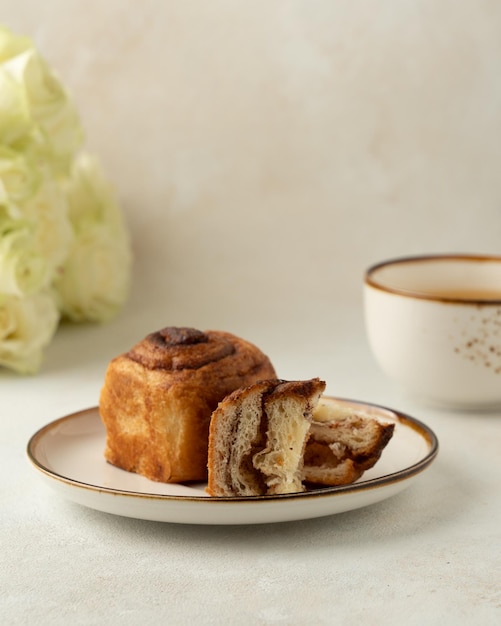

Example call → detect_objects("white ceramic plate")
27 398 438 525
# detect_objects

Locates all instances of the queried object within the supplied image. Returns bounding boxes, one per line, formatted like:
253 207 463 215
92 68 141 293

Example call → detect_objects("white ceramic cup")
364 254 501 409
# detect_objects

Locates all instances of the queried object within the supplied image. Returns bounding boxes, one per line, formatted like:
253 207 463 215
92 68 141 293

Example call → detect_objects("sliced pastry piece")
207 378 326 496
303 400 395 486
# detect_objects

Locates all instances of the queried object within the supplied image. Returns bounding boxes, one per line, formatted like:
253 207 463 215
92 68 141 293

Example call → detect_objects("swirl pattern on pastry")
127 327 236 371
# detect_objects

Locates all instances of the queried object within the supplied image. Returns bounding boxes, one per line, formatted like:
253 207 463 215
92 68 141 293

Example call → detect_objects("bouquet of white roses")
0 26 131 373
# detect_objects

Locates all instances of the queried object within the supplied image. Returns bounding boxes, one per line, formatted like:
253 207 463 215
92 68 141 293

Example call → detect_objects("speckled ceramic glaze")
364 254 501 408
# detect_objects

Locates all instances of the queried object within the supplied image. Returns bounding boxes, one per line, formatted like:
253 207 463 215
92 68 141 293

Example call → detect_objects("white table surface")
2 306 500 626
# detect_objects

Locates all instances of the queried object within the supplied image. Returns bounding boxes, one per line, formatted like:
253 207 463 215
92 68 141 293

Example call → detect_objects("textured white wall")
3 0 501 344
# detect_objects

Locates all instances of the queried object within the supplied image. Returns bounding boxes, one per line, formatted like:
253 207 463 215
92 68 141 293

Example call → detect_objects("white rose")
1 29 83 175
0 145 41 218
0 228 49 295
22 176 73 280
20 49 83 173
0 66 32 148
0 26 132 373
54 153 131 322
55 221 131 322
0 25 32 63
65 152 124 228
0 291 59 374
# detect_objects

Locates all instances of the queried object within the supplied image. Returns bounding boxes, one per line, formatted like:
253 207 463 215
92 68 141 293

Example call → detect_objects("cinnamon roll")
99 327 276 483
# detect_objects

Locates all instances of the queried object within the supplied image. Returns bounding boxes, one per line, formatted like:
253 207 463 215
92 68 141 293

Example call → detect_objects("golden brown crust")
99 327 276 483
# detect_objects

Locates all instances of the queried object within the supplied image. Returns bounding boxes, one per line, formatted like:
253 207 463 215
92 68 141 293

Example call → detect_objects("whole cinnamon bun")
99 327 276 483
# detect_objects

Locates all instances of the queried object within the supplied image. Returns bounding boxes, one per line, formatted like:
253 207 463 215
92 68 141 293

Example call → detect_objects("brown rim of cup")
364 253 501 304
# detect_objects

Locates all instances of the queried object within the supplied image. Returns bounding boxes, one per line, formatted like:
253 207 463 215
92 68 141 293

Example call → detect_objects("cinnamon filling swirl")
127 326 236 370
